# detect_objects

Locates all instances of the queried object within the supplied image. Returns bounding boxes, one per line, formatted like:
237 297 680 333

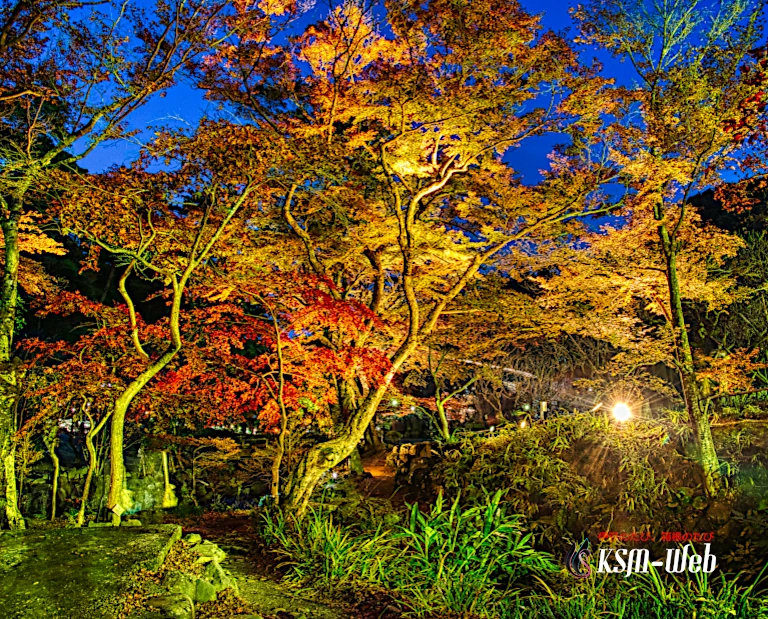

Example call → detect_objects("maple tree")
0 0 242 529
46 120 272 523
572 0 767 494
197 0 623 513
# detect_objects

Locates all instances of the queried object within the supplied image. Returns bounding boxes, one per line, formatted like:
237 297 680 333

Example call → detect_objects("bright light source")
391 399 399 407
410 405 416 412
489 425 495 433
612 402 632 422
520 420 527 429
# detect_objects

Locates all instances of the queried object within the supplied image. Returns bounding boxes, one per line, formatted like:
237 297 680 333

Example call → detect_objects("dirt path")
358 451 397 499
226 555 345 619
176 514 347 618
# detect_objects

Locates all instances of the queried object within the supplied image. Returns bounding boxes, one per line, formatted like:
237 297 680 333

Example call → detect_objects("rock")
194 577 218 603
204 560 238 594
0 524 183 618
146 594 194 619
191 540 226 564
162 570 197 600
123 519 143 526
183 533 202 545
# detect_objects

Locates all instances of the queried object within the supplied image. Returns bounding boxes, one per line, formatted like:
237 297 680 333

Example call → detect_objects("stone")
146 594 194 619
191 540 226 564
123 519 143 527
162 570 197 600
194 577 218 603
0 525 183 618
204 560 238 594
183 533 202 545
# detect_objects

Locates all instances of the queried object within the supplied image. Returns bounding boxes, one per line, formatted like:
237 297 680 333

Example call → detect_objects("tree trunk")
285 375 398 515
435 401 450 440
348 446 364 475
366 420 383 452
0 213 24 529
270 428 286 504
46 435 60 521
108 348 180 525
659 220 721 495
161 450 177 508
77 411 111 527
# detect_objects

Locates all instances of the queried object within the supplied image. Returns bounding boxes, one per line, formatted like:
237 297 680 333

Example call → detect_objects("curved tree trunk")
77 409 112 527
108 348 180 525
435 401 450 441
46 434 59 521
284 369 402 514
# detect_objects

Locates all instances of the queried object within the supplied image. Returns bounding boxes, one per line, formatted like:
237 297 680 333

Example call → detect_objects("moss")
0 525 181 619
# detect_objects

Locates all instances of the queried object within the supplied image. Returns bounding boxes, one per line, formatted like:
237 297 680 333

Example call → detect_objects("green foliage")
630 561 768 619
262 490 768 618
260 491 556 616
262 504 395 589
393 490 557 615
433 413 694 543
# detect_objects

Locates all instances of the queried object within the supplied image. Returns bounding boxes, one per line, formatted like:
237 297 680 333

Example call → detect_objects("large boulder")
194 578 217 603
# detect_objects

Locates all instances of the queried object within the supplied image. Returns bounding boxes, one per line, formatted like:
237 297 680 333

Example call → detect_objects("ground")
0 525 180 619
0 456 409 619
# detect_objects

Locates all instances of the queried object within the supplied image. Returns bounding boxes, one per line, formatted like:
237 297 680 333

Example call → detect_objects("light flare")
612 402 632 422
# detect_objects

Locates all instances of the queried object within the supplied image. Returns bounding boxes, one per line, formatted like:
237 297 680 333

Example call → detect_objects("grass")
261 490 555 616
260 492 768 618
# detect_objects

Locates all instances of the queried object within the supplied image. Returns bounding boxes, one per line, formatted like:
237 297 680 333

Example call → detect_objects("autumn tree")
0 0 239 529
572 0 768 494
199 0 620 513
47 120 283 523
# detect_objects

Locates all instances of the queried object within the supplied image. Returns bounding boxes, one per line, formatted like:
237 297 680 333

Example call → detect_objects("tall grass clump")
392 490 556 615
498 563 768 619
260 503 397 588
260 489 556 616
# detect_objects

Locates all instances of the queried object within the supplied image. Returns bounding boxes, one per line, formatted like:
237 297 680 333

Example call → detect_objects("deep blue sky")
80 0 626 183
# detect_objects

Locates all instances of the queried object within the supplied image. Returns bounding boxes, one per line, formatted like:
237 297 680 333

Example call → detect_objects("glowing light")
331 471 338 479
489 425 495 433
391 399 399 407
612 402 632 422
520 420 527 429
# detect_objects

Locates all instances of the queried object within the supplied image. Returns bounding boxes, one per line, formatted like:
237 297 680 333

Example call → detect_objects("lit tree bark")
98 184 253 524
0 211 24 529
77 407 112 527
657 214 721 495
44 429 59 521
